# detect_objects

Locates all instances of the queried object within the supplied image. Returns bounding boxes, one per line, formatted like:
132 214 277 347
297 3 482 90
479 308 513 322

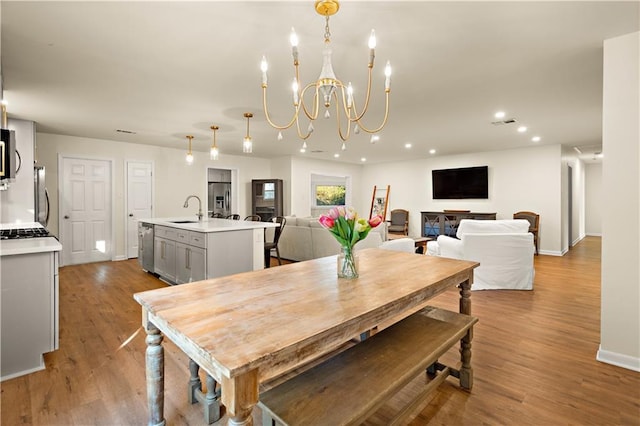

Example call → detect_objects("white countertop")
0 237 62 256
139 217 278 232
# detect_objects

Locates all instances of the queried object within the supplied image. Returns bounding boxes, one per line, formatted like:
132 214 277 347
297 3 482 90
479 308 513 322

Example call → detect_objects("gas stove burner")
0 227 52 240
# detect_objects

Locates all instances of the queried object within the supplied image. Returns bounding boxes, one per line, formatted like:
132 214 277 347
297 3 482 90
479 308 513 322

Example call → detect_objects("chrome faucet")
183 195 203 221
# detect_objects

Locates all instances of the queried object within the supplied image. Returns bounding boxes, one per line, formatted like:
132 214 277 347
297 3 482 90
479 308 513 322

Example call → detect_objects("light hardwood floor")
1 237 639 425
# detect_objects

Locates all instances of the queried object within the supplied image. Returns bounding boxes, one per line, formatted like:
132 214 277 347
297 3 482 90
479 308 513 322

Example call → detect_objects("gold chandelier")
260 0 391 145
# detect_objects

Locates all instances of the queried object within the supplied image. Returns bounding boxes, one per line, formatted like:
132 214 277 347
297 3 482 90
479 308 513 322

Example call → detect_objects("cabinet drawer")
155 225 178 241
176 230 190 243
189 232 206 249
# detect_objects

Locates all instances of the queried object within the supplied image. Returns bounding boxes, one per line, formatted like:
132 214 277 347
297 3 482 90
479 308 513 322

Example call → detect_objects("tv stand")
421 211 496 238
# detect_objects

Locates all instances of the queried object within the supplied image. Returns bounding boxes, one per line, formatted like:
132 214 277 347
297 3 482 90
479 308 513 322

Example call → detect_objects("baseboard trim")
113 255 127 261
586 233 602 237
538 249 564 256
597 346 640 372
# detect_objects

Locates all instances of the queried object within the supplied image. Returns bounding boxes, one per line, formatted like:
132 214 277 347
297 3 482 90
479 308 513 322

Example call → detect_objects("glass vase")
337 245 359 279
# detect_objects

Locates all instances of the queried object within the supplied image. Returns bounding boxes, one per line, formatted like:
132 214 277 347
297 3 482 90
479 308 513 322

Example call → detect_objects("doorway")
59 156 113 266
126 161 153 258
568 164 573 249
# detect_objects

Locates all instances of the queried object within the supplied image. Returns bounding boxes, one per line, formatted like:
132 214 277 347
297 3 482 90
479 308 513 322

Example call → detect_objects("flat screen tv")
432 166 488 199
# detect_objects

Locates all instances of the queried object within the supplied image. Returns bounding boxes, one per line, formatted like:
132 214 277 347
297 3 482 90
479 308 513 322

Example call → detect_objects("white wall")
599 31 640 371
360 144 564 254
36 133 272 259
585 163 602 236
289 156 364 218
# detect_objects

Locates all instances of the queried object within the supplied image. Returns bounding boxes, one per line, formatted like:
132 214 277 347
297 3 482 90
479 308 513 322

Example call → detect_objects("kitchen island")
138 217 277 285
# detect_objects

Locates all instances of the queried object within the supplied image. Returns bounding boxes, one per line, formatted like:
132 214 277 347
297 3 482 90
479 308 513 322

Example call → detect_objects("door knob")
64 215 70 219
129 213 134 217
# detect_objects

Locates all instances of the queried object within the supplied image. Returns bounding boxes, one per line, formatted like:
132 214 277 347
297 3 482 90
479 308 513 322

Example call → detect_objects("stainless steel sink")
169 220 198 224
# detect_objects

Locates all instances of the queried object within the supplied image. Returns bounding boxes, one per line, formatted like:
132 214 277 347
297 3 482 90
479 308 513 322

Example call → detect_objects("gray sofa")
271 216 388 262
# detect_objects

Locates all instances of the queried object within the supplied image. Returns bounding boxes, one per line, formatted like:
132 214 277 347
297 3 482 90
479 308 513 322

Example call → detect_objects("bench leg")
459 279 474 390
262 414 276 426
204 374 222 424
460 328 474 390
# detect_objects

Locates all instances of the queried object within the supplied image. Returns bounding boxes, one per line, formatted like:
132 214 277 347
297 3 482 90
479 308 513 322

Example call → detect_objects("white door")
126 161 153 258
60 157 112 265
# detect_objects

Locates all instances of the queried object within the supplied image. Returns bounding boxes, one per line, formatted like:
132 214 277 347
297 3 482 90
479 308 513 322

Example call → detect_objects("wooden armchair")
513 211 540 254
387 209 409 236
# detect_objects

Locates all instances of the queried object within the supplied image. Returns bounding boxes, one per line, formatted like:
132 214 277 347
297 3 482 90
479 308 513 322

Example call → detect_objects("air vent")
311 150 324 153
116 129 137 134
491 118 517 126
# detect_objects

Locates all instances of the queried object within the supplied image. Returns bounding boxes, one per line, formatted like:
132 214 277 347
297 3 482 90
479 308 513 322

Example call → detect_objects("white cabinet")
153 225 206 284
154 236 176 283
1 247 59 380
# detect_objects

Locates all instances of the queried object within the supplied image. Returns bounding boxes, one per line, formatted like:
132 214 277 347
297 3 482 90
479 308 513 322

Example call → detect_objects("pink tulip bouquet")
319 207 383 278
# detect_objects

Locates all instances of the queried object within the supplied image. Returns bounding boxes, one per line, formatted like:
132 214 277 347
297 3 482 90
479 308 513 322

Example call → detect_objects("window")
315 184 346 206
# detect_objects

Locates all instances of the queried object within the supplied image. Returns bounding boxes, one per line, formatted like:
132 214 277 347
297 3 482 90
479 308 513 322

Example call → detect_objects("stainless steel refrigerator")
208 182 231 217
34 165 50 227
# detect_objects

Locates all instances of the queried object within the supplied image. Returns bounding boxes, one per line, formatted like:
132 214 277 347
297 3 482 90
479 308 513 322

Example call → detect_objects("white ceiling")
2 1 638 164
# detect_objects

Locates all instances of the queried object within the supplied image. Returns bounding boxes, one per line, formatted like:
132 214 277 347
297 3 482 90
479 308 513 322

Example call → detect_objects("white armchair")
428 219 534 290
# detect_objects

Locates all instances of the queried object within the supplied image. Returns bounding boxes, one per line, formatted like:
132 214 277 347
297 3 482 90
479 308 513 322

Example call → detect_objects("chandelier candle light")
185 135 194 165
260 0 391 145
319 207 382 279
210 125 219 160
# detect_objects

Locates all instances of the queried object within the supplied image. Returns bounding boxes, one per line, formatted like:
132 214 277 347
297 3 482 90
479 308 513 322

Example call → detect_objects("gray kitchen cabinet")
176 242 206 284
1 249 59 379
154 236 176 283
153 225 206 284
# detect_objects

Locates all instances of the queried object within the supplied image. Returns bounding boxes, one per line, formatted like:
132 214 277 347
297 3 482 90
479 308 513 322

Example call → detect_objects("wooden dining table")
134 248 478 426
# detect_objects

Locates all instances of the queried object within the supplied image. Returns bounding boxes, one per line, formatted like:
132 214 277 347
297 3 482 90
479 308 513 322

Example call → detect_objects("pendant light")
185 135 194 165
243 113 253 154
210 125 219 160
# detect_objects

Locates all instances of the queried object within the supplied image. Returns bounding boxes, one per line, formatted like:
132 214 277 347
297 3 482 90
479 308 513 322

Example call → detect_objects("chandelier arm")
349 66 374 122
262 86 299 130
299 83 321 121
334 88 350 142
294 116 314 140
352 91 390 134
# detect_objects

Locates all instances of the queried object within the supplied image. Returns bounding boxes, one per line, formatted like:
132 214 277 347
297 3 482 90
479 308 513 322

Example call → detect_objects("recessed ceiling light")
334 153 340 158
532 136 541 142
429 149 436 155
300 148 306 153
404 143 412 149
360 157 367 162
494 111 506 119
517 126 527 133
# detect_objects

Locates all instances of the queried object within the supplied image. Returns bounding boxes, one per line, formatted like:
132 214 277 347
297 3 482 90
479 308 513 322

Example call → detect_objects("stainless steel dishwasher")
138 222 154 272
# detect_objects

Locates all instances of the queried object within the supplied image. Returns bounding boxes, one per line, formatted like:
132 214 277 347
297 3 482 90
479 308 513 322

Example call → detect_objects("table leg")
222 369 259 426
458 278 473 390
145 323 166 426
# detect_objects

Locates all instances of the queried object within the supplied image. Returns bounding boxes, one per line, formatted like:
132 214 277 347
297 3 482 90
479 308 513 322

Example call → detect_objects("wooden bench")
258 306 478 426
